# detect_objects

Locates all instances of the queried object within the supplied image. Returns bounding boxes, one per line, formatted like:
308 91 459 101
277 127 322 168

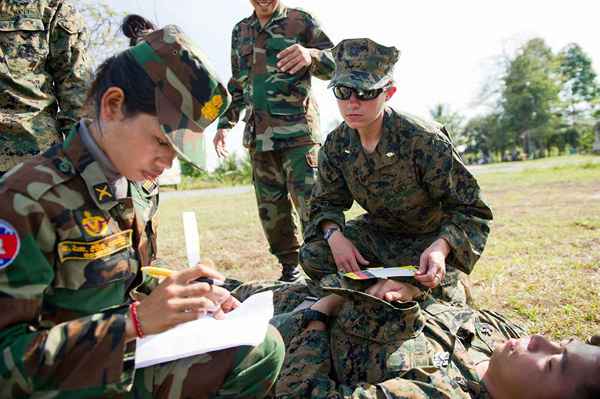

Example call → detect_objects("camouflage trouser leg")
131 325 284 399
299 218 468 303
250 145 318 266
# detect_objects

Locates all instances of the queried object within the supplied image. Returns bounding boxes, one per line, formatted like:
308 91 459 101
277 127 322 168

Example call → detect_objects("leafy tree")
74 0 128 68
429 103 466 148
463 113 508 162
555 43 600 151
500 38 561 157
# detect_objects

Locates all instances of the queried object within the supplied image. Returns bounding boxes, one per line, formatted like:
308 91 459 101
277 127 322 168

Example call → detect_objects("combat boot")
279 264 302 282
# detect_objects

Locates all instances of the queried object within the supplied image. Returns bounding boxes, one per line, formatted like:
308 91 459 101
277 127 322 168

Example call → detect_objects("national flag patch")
0 220 20 270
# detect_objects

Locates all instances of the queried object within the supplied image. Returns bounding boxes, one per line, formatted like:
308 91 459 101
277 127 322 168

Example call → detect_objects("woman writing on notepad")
0 15 283 398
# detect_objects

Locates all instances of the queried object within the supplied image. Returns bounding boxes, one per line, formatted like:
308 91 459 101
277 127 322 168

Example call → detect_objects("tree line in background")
432 39 600 164
78 2 599 171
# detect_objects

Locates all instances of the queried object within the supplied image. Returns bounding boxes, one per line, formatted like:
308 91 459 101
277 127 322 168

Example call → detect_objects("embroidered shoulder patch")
0 220 20 270
57 230 132 263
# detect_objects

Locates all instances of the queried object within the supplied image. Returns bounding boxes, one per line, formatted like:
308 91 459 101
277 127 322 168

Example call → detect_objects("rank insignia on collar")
142 179 158 195
385 152 395 158
93 183 113 203
79 210 109 237
344 149 351 154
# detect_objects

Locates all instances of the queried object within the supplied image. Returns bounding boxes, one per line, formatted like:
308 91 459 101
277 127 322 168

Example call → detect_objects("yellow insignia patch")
93 183 113 203
142 179 157 194
200 95 224 121
57 230 132 263
80 210 109 237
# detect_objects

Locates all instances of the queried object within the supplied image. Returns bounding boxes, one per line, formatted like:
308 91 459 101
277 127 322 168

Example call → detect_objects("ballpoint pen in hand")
141 266 225 286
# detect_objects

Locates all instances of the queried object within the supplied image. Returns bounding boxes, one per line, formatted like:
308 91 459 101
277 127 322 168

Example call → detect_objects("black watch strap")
302 309 330 329
323 226 339 241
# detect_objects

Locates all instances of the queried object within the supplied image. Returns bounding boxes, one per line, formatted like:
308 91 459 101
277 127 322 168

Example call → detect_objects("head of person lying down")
484 334 600 399
231 276 600 399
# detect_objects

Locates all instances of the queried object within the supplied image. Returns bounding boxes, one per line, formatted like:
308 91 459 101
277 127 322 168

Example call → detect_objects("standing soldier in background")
0 0 91 177
214 0 335 282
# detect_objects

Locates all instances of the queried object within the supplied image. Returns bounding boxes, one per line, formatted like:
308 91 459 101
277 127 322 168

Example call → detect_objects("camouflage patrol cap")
128 25 231 167
328 38 400 90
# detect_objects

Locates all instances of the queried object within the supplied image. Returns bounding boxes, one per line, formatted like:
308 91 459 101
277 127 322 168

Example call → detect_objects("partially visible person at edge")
230 277 600 399
0 15 283 398
213 0 335 282
300 38 494 303
0 0 91 177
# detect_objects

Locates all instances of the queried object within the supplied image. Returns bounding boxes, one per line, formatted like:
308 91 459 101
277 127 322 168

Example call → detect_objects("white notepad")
134 291 274 369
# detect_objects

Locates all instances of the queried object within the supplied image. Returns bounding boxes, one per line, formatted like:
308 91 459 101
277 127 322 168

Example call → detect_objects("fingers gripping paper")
134 291 274 368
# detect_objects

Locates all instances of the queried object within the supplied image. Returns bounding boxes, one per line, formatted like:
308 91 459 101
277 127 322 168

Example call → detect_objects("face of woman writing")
486 335 600 399
96 87 176 182
103 113 176 182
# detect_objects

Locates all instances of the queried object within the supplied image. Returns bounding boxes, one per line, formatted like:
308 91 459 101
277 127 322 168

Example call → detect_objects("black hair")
86 14 157 120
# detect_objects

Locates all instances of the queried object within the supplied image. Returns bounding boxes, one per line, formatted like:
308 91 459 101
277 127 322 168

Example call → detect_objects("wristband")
323 226 340 241
129 301 144 338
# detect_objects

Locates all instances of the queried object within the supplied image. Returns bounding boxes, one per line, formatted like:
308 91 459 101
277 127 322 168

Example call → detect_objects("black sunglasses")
332 85 385 101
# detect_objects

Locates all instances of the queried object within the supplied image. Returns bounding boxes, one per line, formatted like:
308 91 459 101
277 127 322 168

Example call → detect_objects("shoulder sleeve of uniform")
1 152 77 201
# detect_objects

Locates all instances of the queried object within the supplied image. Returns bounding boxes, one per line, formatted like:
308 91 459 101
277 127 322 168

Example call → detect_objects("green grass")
158 156 600 340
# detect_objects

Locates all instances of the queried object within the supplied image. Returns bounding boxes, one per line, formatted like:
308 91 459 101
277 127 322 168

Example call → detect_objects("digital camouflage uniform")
0 0 91 174
301 39 493 303
217 3 335 273
232 275 527 399
0 26 284 398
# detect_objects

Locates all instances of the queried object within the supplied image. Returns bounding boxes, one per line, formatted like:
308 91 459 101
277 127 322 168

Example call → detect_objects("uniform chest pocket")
373 160 427 211
264 37 308 116
0 17 48 76
55 228 136 290
238 44 254 74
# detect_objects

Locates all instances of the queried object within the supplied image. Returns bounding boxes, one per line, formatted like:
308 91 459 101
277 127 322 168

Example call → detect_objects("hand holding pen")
129 263 240 340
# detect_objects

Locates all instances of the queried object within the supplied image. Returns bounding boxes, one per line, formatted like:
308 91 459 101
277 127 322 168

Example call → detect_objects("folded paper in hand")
134 291 274 369
344 266 417 280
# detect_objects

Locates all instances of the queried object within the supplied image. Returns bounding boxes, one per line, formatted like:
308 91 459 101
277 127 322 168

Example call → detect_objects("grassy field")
158 155 600 340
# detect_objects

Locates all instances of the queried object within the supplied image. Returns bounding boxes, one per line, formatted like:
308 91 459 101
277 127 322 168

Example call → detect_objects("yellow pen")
141 266 225 286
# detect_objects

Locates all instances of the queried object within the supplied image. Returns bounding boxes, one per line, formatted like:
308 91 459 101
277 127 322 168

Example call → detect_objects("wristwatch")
302 308 330 329
323 226 340 241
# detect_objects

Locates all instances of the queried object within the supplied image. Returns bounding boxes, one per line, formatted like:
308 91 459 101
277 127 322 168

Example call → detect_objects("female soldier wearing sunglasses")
300 38 493 304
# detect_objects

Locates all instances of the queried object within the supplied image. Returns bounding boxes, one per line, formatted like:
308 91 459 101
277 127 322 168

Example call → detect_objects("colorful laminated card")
344 266 418 280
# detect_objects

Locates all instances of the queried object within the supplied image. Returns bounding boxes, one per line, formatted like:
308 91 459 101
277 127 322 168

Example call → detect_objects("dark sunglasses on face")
332 85 385 101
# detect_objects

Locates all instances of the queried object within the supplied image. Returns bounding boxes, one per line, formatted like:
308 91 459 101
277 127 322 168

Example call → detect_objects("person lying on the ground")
0 16 283 398
232 276 600 399
300 37 493 304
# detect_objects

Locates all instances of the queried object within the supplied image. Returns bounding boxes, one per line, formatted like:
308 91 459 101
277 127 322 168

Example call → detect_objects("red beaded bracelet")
129 301 144 338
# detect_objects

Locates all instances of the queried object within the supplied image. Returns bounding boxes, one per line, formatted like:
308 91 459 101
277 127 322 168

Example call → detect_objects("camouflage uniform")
0 26 284 398
0 0 91 174
233 276 526 398
300 39 493 303
217 3 335 275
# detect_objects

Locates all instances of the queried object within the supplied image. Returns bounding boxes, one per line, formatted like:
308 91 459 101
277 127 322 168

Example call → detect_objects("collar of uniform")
63 123 119 211
250 2 288 30
344 107 396 162
371 107 400 166
78 119 121 183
